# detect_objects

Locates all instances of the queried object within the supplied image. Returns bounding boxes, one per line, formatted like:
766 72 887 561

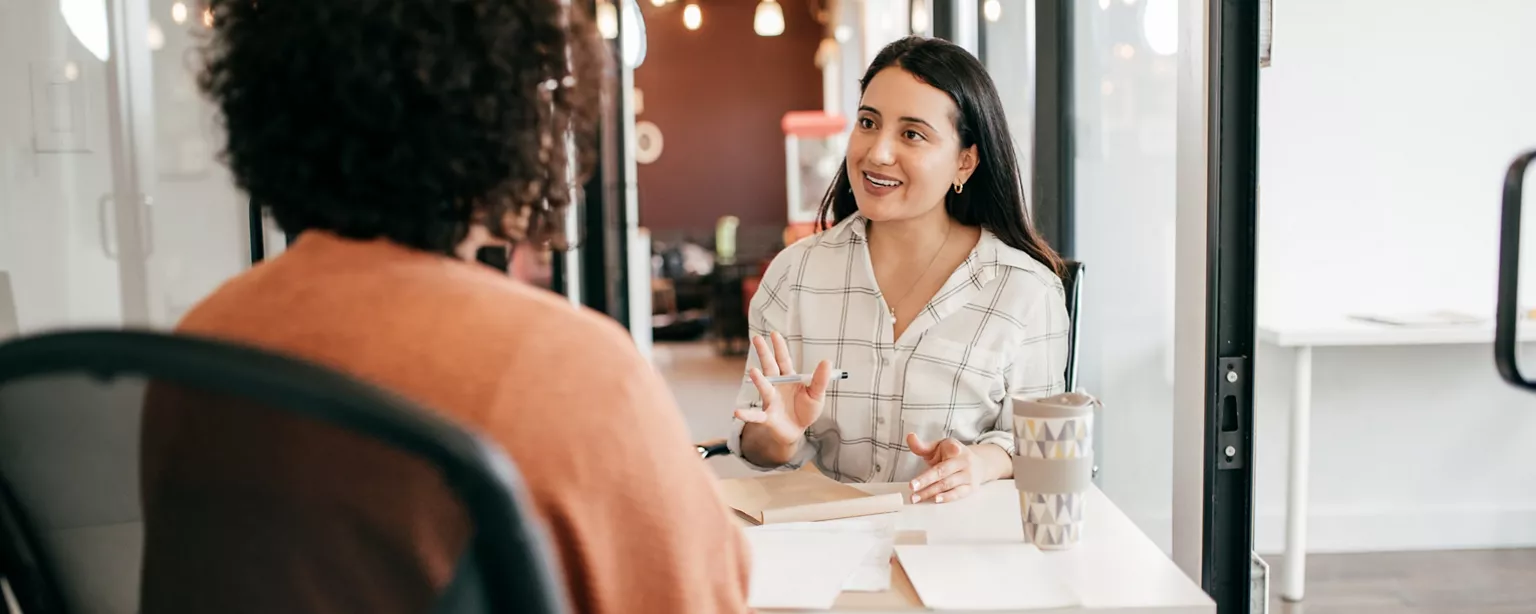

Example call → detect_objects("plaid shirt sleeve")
725 247 815 470
977 281 1071 455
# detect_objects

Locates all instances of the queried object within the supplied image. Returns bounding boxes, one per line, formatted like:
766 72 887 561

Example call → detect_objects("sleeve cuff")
727 417 815 472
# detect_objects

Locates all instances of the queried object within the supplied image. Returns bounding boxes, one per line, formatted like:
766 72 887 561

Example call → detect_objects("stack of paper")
746 516 897 592
743 528 883 609
894 544 1081 610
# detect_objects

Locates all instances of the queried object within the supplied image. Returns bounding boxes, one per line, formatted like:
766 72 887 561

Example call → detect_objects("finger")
911 459 968 503
770 332 797 376
747 368 780 406
734 408 768 423
752 336 781 377
805 361 834 400
905 432 937 459
931 483 974 504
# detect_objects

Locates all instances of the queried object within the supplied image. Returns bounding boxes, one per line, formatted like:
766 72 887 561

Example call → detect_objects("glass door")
140 0 254 326
0 0 157 336
982 1 1261 612
1 0 256 339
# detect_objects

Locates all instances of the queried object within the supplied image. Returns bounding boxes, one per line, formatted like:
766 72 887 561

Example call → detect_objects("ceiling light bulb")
982 0 1001 22
754 0 785 36
683 3 701 30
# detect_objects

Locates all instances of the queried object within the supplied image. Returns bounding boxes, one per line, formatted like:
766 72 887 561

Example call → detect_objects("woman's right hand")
734 332 834 449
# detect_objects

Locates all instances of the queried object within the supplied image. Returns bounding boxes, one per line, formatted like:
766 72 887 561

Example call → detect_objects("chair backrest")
0 329 566 614
1061 260 1084 391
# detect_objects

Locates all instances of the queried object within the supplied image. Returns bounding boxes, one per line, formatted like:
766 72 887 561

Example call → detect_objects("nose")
865 132 896 166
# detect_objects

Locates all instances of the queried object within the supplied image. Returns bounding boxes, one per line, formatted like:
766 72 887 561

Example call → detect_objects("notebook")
717 470 905 525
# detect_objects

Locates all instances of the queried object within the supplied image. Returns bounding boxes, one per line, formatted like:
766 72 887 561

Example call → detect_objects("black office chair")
0 330 566 614
695 259 1087 460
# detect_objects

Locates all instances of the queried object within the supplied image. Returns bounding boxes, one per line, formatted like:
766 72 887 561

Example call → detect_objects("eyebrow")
859 105 937 132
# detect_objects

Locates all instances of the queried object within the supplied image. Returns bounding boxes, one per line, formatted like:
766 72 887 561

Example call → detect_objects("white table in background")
1258 318 1536 603
756 481 1214 614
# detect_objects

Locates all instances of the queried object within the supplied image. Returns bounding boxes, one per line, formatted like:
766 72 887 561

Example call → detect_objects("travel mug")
1012 391 1098 550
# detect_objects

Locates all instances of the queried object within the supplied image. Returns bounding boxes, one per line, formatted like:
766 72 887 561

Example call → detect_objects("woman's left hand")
905 434 1008 504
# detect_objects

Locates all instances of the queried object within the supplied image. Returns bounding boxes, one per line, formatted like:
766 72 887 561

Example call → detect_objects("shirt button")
877 417 886 425
881 355 892 366
875 464 883 472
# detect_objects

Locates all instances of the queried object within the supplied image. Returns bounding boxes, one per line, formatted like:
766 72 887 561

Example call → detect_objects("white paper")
747 516 895 592
894 544 1081 610
744 528 881 609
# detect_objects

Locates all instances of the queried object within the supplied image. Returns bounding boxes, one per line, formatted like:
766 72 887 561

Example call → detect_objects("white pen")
745 370 850 385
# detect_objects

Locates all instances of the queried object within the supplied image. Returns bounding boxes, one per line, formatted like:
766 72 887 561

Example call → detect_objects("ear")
956 144 979 185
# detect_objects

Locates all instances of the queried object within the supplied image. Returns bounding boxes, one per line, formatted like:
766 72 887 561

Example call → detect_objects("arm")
726 256 815 470
977 285 1072 478
908 287 1071 501
493 320 752 614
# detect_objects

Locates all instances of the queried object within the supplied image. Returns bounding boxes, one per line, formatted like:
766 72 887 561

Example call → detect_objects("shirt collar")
823 213 1050 279
822 212 869 242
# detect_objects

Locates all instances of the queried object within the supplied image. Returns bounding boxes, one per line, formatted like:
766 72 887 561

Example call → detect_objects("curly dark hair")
199 0 607 253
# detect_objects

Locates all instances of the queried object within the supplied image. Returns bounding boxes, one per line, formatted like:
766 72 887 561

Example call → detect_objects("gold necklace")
882 222 952 322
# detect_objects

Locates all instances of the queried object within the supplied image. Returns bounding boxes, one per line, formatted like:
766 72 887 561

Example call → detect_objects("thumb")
805 360 834 400
906 432 936 458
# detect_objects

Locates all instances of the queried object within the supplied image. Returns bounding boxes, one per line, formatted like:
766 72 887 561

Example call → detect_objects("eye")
904 129 926 141
857 117 876 130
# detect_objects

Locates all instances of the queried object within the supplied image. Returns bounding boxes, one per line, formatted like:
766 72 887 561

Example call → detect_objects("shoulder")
983 235 1065 312
762 218 863 283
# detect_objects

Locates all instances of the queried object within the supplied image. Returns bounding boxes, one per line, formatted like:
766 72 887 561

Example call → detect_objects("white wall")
1251 0 1536 552
1076 0 1536 556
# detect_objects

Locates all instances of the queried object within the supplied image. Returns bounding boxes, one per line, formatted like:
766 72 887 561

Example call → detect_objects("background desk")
1258 318 1536 602
756 481 1214 613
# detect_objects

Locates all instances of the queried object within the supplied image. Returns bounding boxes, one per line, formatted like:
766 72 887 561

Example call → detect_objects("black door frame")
1031 0 1074 257
1005 1 1260 612
553 0 634 329
1202 0 1260 612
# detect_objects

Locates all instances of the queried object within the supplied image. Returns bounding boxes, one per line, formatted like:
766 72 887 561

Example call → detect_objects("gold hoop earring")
953 182 964 194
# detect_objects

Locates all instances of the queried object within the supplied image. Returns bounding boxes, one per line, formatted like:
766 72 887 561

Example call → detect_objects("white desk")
1258 318 1536 602
757 481 1214 613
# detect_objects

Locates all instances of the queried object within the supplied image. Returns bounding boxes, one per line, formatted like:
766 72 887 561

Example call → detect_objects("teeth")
865 173 901 188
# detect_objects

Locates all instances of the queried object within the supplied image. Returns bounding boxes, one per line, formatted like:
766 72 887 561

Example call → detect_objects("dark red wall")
634 0 825 241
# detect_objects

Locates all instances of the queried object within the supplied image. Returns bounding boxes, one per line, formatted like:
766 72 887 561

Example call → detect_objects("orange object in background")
781 111 847 138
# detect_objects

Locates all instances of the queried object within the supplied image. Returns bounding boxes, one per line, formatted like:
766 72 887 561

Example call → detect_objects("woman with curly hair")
137 1 751 613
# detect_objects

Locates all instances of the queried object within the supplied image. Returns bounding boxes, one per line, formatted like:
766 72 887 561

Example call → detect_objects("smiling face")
848 67 978 225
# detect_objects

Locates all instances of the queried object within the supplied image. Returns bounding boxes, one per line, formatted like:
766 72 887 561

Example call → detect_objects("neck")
867 208 953 263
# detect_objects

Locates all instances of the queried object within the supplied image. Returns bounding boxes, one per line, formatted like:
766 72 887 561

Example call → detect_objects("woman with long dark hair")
730 37 1068 504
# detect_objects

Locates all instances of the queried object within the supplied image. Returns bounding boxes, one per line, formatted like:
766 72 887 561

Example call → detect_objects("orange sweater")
139 231 751 614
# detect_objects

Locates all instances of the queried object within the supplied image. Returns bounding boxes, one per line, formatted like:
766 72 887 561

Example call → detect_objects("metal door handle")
1495 150 1536 392
97 194 117 259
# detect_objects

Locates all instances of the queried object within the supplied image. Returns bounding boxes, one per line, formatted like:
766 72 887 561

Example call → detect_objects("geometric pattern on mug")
1023 491 1085 548
1015 416 1093 459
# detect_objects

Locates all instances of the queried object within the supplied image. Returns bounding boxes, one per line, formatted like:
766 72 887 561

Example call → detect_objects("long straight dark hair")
816 36 1065 278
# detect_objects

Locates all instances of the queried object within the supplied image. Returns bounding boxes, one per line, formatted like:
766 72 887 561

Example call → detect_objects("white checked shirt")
727 214 1069 484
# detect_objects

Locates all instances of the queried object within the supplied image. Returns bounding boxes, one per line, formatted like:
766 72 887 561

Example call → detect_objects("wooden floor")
1263 549 1536 614
652 341 1536 614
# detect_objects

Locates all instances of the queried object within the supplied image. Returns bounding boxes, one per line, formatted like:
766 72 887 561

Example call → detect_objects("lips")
862 171 903 188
